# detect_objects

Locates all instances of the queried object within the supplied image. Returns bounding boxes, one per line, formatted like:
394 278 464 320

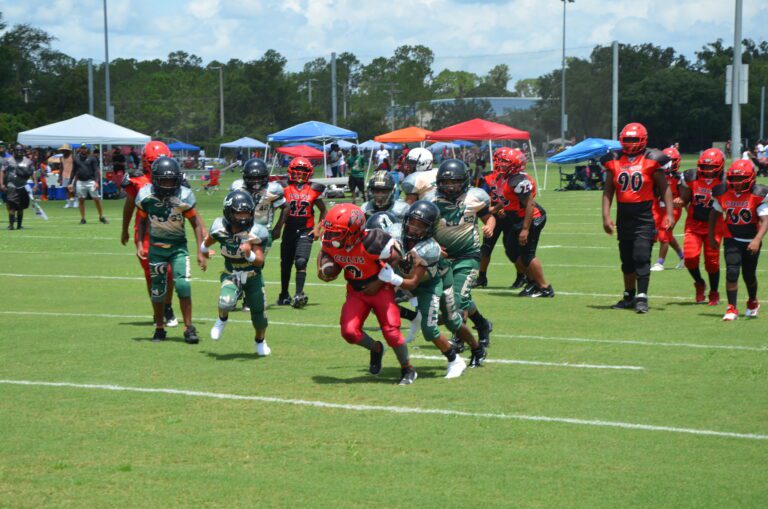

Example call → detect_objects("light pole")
561 0 574 146
211 66 224 137
103 0 113 121
730 0 743 159
306 78 317 105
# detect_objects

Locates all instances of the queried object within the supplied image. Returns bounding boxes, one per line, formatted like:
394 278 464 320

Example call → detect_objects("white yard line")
409 354 644 371
1 379 765 441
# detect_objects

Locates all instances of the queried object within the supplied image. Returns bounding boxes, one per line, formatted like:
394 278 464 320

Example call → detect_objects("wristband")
200 242 209 254
245 250 257 263
390 274 403 287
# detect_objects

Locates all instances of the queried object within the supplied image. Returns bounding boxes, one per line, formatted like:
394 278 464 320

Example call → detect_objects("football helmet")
619 122 648 156
403 200 440 251
697 148 725 180
662 147 681 174
142 141 172 174
494 147 526 175
436 159 470 201
151 157 182 198
366 170 395 209
322 203 367 251
242 158 270 193
404 147 434 175
223 190 256 231
726 159 756 193
287 157 313 184
365 210 398 232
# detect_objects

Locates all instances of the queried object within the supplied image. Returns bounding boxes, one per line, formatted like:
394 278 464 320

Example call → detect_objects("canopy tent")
17 114 151 199
452 140 476 147
266 120 358 174
543 138 621 190
374 126 433 144
276 145 325 159
427 118 538 185
358 139 396 151
167 141 200 151
285 141 323 149
220 137 267 149
325 139 357 150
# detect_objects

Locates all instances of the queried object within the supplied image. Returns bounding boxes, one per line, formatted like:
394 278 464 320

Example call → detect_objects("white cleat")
722 305 739 321
256 340 271 356
165 316 179 328
405 311 422 344
210 318 227 340
650 263 664 272
675 259 685 269
745 300 760 318
445 355 467 379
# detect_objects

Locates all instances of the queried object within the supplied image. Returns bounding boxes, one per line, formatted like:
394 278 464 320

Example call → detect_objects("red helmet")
697 148 725 180
287 157 313 183
619 122 648 156
726 159 756 193
322 203 366 251
142 141 171 173
662 147 681 174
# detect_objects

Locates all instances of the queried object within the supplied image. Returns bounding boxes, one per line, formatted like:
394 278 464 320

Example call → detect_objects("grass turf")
1 161 767 507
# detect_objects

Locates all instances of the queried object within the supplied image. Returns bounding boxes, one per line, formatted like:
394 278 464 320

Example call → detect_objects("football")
318 251 342 280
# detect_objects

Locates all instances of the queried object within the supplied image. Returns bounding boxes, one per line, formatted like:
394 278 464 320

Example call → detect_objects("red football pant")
654 207 681 243
340 284 404 348
683 228 720 273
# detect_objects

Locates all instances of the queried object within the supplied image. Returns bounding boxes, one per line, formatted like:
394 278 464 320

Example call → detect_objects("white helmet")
405 148 434 173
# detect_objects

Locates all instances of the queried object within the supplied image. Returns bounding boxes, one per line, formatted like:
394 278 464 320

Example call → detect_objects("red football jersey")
284 182 324 228
491 172 542 219
713 184 768 240
122 174 152 233
602 149 668 204
682 169 723 227
321 229 392 291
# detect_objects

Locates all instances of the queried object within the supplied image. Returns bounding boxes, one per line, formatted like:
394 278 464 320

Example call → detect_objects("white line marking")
0 309 763 352
409 354 644 371
1 379 765 440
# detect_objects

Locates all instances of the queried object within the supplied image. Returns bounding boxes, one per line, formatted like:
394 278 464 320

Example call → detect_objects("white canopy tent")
218 137 268 158
17 114 151 198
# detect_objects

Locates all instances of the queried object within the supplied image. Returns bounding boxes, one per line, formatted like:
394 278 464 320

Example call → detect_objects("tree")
427 98 494 130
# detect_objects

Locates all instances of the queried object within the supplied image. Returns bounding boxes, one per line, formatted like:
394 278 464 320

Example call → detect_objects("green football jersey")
209 217 270 273
136 185 196 246
429 187 491 259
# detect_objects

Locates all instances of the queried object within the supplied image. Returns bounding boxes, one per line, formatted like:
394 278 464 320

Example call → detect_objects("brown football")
318 251 342 280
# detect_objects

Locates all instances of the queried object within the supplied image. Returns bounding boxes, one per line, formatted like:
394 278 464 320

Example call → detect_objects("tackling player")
601 122 673 313
273 157 326 308
317 203 417 385
136 157 207 343
400 148 436 204
650 147 685 271
709 160 768 320
203 190 271 354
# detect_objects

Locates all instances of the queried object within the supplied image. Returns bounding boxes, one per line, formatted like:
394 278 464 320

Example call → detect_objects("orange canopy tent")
374 126 433 143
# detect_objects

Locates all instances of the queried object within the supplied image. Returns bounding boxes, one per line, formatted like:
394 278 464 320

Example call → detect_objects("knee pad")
444 311 464 333
294 257 308 271
218 280 238 312
726 265 740 283
149 262 169 302
174 276 191 299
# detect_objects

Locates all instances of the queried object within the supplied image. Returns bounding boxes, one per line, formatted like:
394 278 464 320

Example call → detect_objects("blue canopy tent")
167 141 200 151
266 121 358 175
544 138 620 190
452 140 476 147
285 141 324 149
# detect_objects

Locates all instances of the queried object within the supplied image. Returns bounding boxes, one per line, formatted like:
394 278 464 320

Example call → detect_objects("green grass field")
1 162 767 508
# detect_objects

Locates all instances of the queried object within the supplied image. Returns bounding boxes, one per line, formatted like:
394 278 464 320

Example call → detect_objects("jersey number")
289 200 310 216
693 193 713 208
726 208 753 225
344 265 363 278
617 171 643 192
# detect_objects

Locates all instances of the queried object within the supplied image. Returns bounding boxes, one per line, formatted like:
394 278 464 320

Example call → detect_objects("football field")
1 166 767 508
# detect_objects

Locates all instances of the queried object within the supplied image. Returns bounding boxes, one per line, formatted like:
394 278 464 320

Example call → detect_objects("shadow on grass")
203 351 261 361
312 365 443 385
120 321 155 327
131 336 189 344
666 301 707 307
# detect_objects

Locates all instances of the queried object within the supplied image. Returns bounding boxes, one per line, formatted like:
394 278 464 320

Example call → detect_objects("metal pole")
343 83 348 120
760 86 765 141
731 0 742 160
103 0 112 122
560 0 567 146
219 67 225 137
331 52 338 125
390 93 395 131
87 59 94 115
612 40 619 139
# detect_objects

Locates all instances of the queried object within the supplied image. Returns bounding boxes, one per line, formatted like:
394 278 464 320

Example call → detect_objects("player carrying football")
709 160 768 320
601 122 673 313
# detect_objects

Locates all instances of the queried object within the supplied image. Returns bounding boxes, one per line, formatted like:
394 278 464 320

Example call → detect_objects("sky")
3 0 768 86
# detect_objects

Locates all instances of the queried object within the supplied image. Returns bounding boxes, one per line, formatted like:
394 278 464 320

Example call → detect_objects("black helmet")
366 170 395 209
436 159 470 201
242 158 269 193
223 190 255 231
151 156 182 197
365 210 397 232
13 144 25 160
403 200 440 250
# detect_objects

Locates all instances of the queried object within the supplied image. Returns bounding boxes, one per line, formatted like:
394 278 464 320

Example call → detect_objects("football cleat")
450 334 466 353
79 218 86 225
475 273 488 288
611 297 634 310
745 299 760 318
510 274 528 290
474 320 493 349
6 225 13 230
445 355 467 379
722 305 738 321
291 292 308 309
675 258 685 269
369 341 385 375
276 293 292 306
634 297 649 314
707 291 720 307
210 318 227 341
152 328 166 342
398 366 418 385
256 340 271 356
99 216 109 224
529 285 555 298
518 283 536 297
164 306 178 327
694 281 707 304
184 325 200 344
650 262 664 272
469 346 487 368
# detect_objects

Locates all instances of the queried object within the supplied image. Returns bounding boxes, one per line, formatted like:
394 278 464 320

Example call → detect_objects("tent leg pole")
543 163 549 191
530 138 540 191
488 141 493 173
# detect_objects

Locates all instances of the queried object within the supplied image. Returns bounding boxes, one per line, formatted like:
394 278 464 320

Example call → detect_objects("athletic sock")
393 344 410 367
688 267 705 284
656 257 664 265
295 271 307 294
708 271 720 292
357 333 377 351
280 259 291 295
8 213 15 227
468 309 488 329
479 270 487 279
442 346 457 363
727 289 738 307
16 211 23 228
624 289 636 301
218 315 228 322
398 305 417 321
677 250 684 260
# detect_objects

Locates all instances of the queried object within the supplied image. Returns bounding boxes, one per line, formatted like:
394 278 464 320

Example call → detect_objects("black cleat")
475 274 488 288
398 366 418 385
474 319 493 349
449 334 466 353
611 298 635 310
510 273 528 289
99 216 109 224
635 297 649 314
369 341 385 375
6 225 14 230
184 325 200 344
152 328 166 342
529 285 555 298
79 218 86 225
518 283 536 297
292 292 308 308
469 346 487 368
276 293 292 305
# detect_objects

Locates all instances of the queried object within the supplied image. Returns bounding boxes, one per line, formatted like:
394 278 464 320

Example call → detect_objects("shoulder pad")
600 150 622 166
414 238 441 266
362 228 392 256
391 200 409 221
752 184 768 198
310 182 326 193
400 173 417 195
248 223 270 245
267 181 285 198
388 222 403 241
230 179 245 192
465 187 491 212
645 149 670 166
179 186 196 208
360 201 375 218
683 169 697 182
712 183 728 197
135 184 153 207
210 217 227 236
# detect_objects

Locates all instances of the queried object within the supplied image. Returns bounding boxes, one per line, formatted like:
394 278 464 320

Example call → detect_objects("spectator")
0 143 10 160
375 144 389 168
128 147 140 170
70 144 108 224
387 160 403 200
0 144 35 229
112 147 127 186
57 144 77 208
346 146 366 204
328 143 342 178
236 149 244 166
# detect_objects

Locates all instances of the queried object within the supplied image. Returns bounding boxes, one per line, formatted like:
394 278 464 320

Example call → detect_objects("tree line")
1 10 766 152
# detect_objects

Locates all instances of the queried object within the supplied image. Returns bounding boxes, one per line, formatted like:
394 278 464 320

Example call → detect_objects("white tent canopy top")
220 136 268 149
17 114 151 146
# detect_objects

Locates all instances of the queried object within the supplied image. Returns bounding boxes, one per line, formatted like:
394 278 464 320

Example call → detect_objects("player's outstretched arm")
121 198 135 246
312 199 327 241
602 176 616 235
653 170 674 230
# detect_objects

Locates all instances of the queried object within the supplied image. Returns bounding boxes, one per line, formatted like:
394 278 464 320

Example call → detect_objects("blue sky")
3 0 767 85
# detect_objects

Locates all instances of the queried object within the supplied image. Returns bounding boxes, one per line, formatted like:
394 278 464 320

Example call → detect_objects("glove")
378 264 403 287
